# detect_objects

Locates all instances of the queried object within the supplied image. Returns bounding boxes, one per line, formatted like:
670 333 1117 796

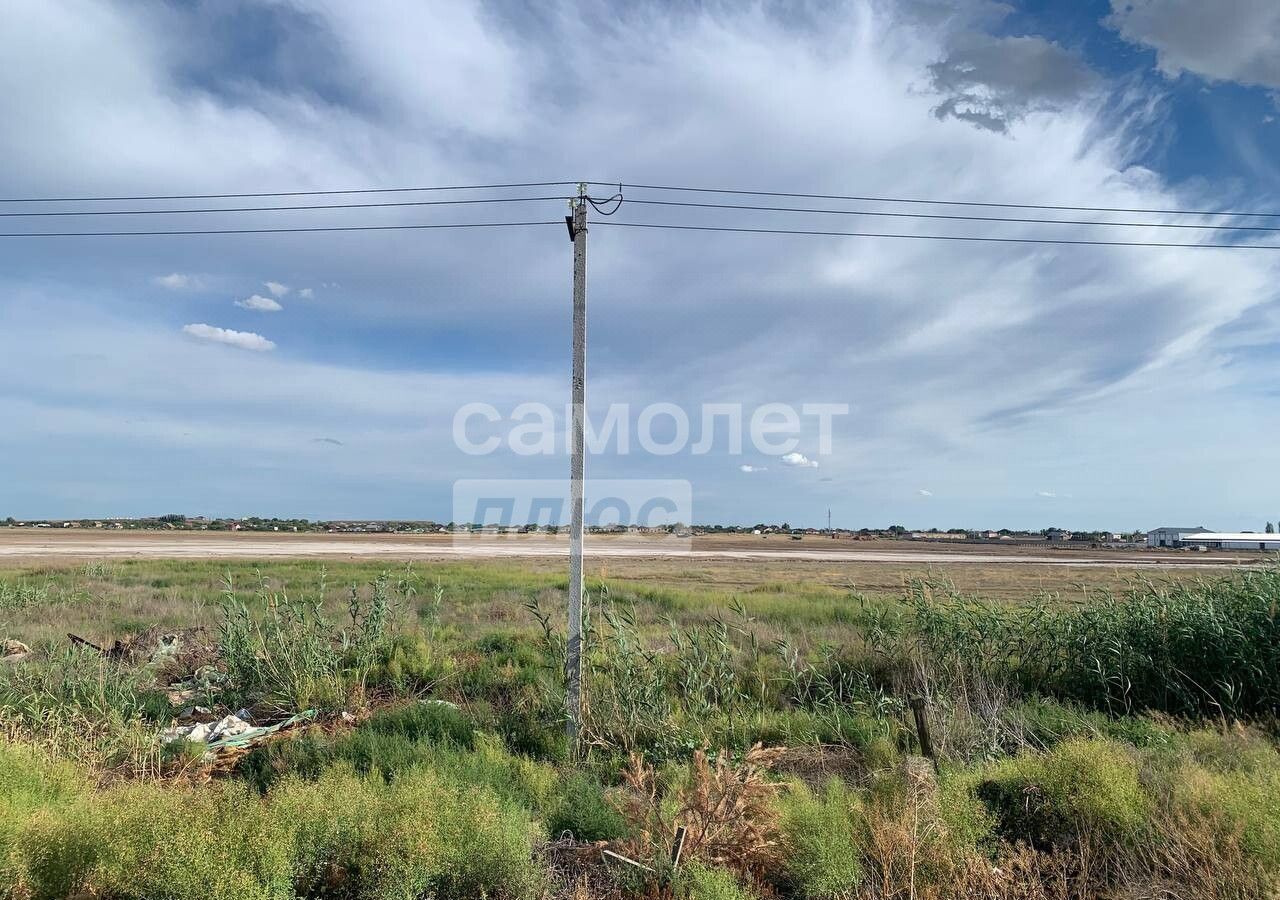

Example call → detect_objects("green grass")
975 739 1149 848
3 561 1280 898
777 779 864 898
0 745 544 900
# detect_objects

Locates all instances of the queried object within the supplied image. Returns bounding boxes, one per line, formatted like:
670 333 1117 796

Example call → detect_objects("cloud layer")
0 1 1276 528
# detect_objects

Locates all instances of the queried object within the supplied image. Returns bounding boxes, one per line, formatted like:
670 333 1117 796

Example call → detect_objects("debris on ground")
161 710 316 755
421 698 459 709
165 664 228 705
67 632 106 653
543 835 623 900
117 626 219 672
164 713 252 745
2 639 32 663
66 626 218 672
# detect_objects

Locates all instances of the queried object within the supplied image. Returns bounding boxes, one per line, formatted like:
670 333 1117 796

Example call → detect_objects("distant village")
0 515 1177 547
7 514 1280 551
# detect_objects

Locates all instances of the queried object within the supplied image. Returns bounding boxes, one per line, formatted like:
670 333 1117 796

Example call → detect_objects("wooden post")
670 825 688 870
908 695 938 772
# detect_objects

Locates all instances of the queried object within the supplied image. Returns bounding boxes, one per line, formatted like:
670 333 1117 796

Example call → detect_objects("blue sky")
2 0 1280 531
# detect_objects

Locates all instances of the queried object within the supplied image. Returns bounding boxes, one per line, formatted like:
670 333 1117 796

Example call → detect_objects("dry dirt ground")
0 529 1262 603
0 528 1253 566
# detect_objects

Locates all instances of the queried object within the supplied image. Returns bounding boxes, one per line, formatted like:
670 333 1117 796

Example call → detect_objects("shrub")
0 746 87 897
546 772 627 842
776 779 863 898
0 645 170 726
1009 696 1175 751
218 571 402 714
278 765 544 900
364 700 475 749
498 703 568 761
977 739 1148 848
675 862 760 900
423 734 560 812
1163 730 1280 876
237 712 543 802
3 750 543 900
935 770 996 853
0 648 171 773
83 781 294 900
891 569 1280 718
4 775 293 900
612 746 784 876
368 632 448 693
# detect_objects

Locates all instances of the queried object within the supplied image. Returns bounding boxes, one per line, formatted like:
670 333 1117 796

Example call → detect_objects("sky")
2 0 1280 531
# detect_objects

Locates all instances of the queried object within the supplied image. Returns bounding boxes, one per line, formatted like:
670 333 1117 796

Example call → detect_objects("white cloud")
153 273 195 290
780 452 819 469
1037 491 1057 498
235 294 283 312
3 1 1280 526
298 288 314 299
918 489 933 496
739 464 767 473
264 281 290 297
182 323 276 352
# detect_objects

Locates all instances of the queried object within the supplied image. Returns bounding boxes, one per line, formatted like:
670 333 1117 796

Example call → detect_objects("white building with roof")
1175 532 1280 551
1146 526 1210 548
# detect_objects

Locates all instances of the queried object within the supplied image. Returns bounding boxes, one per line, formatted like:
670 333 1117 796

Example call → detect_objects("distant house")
1146 526 1210 548
1045 529 1073 542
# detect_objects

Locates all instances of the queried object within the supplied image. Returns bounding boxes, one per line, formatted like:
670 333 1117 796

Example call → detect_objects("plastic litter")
162 710 315 753
2 639 31 663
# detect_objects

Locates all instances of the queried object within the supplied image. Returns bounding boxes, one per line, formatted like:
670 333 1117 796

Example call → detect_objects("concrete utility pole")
565 185 587 744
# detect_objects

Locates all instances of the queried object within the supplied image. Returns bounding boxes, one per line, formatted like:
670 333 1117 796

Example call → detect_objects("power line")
0 181 578 204
597 181 1280 221
0 221 563 238
594 220 1280 250
7 218 1276 248
10 174 1276 222
0 195 569 218
621 197 1280 234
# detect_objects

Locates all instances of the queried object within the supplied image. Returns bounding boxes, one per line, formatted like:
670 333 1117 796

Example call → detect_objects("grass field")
0 543 1218 645
3 555 1279 899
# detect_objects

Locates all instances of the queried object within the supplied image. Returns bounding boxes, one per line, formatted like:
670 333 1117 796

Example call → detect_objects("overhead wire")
592 220 1280 250
593 181 1280 221
0 181 579 204
0 195 571 218
618 197 1280 234
0 221 564 238
2 178 1279 248
585 185 625 216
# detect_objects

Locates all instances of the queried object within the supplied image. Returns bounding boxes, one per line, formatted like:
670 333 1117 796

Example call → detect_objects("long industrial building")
1147 526 1280 550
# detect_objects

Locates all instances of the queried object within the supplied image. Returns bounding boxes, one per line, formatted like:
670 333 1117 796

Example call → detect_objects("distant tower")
827 508 832 537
